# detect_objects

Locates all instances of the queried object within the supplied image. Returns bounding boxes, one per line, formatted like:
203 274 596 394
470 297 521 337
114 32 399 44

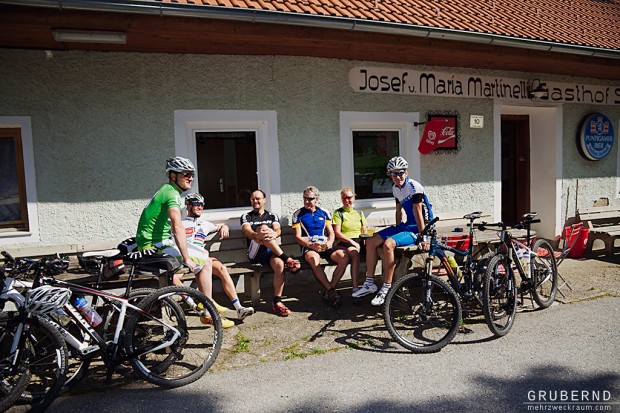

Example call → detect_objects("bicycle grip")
1 251 14 261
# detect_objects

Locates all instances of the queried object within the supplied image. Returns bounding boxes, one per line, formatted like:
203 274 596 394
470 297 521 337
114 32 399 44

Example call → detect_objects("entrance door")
501 115 530 224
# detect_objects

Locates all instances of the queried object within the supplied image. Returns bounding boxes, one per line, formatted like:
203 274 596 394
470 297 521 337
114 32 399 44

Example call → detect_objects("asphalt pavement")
45 296 620 413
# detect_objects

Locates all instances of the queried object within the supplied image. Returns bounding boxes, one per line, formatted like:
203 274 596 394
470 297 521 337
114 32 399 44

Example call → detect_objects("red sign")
418 116 458 154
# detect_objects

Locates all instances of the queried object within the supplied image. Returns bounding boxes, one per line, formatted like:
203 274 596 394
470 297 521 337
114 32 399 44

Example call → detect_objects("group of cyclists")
135 155 433 324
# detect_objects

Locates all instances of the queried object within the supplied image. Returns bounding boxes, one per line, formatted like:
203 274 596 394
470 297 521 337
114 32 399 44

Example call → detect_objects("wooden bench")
577 205 620 257
205 227 341 307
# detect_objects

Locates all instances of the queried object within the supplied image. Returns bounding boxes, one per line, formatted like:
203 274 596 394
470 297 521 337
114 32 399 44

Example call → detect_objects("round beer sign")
578 113 615 161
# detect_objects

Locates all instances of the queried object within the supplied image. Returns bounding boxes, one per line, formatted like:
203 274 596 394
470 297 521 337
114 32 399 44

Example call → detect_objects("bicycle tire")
530 239 558 309
126 286 222 388
482 254 517 337
0 312 31 413
384 272 461 353
12 316 68 413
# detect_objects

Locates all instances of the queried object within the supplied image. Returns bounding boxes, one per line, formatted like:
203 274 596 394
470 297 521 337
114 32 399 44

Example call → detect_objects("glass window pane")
353 131 400 199
0 137 22 223
195 131 258 209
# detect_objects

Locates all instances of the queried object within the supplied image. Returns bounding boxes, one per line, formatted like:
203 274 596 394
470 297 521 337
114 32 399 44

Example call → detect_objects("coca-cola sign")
422 113 460 153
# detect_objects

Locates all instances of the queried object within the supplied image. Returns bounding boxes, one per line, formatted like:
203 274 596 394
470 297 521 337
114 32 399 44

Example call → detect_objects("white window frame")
617 118 620 199
0 117 40 244
339 111 420 210
174 110 281 223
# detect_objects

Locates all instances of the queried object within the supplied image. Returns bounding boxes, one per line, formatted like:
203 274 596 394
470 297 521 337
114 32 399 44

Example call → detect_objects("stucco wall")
0 48 618 249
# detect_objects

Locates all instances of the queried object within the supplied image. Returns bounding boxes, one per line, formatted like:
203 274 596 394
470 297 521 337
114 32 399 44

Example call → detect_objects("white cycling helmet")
185 193 205 205
166 157 195 173
386 156 409 172
25 285 72 316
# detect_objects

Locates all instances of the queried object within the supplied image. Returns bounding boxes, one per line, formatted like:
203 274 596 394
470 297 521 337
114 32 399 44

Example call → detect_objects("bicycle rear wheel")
530 239 558 309
482 254 517 337
384 273 461 353
126 286 222 388
0 312 31 413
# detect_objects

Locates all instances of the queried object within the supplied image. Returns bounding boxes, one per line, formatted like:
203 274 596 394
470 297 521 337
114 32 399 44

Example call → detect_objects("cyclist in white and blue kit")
354 156 434 306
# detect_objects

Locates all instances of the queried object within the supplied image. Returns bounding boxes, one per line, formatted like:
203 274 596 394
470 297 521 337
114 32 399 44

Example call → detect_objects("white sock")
232 298 243 311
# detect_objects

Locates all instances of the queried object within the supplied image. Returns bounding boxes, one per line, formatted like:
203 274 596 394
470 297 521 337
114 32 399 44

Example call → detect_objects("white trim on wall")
617 119 620 199
174 110 281 223
0 116 40 244
339 111 419 212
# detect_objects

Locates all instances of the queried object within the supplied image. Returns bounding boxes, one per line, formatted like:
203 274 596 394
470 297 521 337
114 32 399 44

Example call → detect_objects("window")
352 131 399 199
340 112 420 209
0 117 39 243
174 110 281 222
195 131 258 209
0 128 28 231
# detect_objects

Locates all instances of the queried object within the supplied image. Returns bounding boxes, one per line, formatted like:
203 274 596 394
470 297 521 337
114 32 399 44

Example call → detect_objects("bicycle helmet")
166 156 195 173
44 254 70 275
185 193 205 205
386 156 408 172
25 285 72 316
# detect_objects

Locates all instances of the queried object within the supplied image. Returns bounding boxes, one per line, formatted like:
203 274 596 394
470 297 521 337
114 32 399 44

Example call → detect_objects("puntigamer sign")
348 67 620 105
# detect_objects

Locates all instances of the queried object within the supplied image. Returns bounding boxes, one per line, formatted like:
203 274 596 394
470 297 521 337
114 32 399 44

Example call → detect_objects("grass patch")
231 333 252 354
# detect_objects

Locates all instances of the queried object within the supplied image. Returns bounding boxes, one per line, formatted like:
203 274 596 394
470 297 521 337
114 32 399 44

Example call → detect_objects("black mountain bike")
480 213 558 336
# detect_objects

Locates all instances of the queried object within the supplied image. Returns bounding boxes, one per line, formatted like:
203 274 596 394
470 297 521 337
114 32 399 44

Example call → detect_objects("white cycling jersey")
182 217 219 248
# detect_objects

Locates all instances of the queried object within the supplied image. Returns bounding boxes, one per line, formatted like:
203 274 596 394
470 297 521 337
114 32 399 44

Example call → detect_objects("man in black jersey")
240 190 300 317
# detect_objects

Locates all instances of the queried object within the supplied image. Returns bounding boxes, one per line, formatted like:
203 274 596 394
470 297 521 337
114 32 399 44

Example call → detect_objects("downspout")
2 0 619 59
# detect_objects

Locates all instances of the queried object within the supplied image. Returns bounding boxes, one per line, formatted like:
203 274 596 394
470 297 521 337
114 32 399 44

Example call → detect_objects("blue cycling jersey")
393 177 433 231
291 207 332 240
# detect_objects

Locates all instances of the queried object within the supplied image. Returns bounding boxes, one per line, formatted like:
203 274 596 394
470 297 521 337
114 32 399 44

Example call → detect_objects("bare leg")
211 260 239 303
347 248 360 289
304 251 331 290
329 250 350 289
270 255 286 297
193 259 213 299
365 234 384 278
381 237 398 285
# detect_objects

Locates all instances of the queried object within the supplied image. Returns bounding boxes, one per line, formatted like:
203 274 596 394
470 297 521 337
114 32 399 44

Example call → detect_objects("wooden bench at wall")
205 227 340 307
577 205 620 257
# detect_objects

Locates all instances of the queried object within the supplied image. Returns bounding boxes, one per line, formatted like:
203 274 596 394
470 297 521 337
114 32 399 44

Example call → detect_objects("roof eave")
2 0 619 60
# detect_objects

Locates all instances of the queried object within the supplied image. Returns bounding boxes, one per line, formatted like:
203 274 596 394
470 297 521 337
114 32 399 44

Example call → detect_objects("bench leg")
244 272 262 307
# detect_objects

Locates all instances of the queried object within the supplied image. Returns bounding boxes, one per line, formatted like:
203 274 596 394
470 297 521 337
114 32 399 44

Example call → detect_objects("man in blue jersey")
292 186 349 307
354 156 433 306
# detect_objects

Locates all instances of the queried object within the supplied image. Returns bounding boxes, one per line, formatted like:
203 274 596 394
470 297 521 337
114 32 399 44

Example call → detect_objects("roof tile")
161 0 620 50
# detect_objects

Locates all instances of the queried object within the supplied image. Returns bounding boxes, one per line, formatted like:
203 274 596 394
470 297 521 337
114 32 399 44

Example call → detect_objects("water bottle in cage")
73 296 103 327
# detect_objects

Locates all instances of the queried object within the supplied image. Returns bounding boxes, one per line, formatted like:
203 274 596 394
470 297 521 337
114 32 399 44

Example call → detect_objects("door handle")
219 178 224 192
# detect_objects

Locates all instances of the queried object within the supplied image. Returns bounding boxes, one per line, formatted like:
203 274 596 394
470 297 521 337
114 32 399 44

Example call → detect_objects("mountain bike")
0 262 70 413
1 250 224 408
383 217 462 353
480 213 558 333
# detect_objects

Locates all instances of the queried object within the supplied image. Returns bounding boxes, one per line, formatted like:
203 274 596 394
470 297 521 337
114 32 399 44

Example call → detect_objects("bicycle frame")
42 278 182 361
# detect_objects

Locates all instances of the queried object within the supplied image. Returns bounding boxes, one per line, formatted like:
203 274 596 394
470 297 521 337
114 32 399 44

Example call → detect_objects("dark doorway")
501 115 530 224
195 131 257 209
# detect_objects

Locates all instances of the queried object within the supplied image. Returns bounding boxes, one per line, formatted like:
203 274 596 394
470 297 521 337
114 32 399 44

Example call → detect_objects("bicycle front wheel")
482 254 517 337
0 312 31 413
6 315 68 413
126 286 222 388
530 239 558 309
384 273 462 353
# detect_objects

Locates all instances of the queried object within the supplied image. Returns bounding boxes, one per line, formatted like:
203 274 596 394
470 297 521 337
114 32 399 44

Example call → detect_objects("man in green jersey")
135 156 214 320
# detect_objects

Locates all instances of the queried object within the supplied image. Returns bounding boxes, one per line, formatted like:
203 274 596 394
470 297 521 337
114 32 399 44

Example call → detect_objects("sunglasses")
303 197 316 201
180 172 194 178
341 195 354 200
389 171 406 177
190 203 204 208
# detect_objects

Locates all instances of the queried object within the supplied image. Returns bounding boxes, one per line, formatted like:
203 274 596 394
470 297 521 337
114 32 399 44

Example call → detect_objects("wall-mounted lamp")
529 82 548 100
52 29 127 44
